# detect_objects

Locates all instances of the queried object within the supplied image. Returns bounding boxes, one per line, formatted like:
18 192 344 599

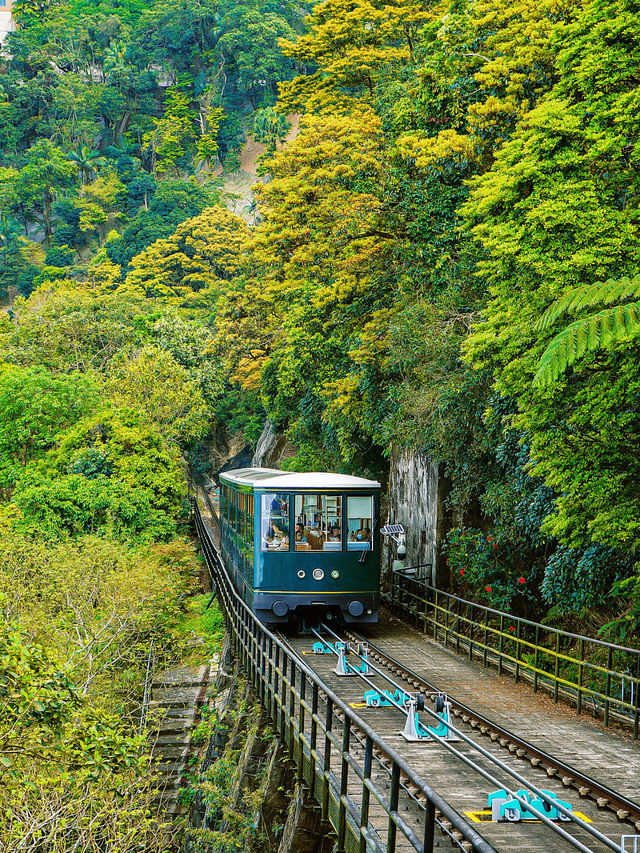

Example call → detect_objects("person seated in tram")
270 521 289 550
327 523 341 542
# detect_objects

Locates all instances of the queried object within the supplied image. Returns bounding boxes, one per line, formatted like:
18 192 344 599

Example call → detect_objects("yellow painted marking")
349 703 368 708
464 810 592 825
464 810 491 823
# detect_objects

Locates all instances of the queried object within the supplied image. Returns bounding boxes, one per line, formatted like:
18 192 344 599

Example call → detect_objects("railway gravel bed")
281 627 639 853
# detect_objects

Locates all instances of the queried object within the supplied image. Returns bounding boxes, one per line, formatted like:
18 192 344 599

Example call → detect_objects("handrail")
193 497 497 853
388 568 640 737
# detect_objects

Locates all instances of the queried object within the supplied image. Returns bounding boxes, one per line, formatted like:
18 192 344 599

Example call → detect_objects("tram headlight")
312 568 325 581
297 570 306 579
331 570 339 579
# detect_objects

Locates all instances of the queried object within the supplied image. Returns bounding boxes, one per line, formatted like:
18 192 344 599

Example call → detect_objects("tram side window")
294 494 342 551
238 493 244 540
347 496 373 550
247 494 254 546
221 484 228 519
231 488 238 533
261 493 290 551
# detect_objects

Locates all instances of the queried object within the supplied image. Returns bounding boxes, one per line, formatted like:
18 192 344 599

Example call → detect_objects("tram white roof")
219 467 381 490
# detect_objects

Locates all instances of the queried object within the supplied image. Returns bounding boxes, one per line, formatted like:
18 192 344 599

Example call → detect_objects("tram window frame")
261 493 290 552
231 488 238 533
294 494 342 552
346 495 373 551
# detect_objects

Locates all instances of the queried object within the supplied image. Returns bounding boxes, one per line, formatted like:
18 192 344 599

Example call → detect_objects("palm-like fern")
533 275 640 386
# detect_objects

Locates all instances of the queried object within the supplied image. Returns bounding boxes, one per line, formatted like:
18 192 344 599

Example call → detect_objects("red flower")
508 626 515 633
518 576 526 584
459 569 464 576
485 585 491 593
446 558 449 564
487 535 492 543
493 544 498 550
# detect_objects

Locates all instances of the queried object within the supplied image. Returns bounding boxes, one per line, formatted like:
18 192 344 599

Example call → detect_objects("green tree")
13 406 186 541
0 367 98 496
463 0 640 560
67 145 108 185
17 140 77 241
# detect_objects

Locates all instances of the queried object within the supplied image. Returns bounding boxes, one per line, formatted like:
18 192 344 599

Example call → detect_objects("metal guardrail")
193 499 497 853
388 568 640 737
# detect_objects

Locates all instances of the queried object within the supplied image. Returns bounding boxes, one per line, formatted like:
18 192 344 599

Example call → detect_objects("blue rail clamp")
312 640 333 655
349 643 372 675
401 693 459 743
364 688 411 708
488 788 573 822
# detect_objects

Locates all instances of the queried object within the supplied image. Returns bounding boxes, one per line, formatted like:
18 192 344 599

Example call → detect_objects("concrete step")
152 664 209 690
156 760 188 777
154 745 191 760
154 730 194 746
155 716 195 735
150 687 203 707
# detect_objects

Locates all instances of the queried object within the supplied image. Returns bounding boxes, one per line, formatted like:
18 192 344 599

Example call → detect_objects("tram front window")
261 493 290 551
347 496 373 550
295 494 342 551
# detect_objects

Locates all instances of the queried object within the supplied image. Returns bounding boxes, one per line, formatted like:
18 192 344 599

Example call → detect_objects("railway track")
194 494 640 853
273 629 488 853
343 628 640 833
284 624 638 853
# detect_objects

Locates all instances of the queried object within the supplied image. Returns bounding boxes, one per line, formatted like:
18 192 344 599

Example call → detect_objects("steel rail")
347 629 640 831
193 497 496 853
311 627 621 853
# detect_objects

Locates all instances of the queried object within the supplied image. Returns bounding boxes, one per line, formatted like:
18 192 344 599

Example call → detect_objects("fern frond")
535 274 640 332
533 301 640 386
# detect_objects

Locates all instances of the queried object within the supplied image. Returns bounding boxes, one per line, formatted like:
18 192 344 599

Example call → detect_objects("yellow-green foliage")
122 206 251 302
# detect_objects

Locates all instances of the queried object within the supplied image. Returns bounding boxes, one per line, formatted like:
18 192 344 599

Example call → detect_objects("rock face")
252 420 296 468
384 446 440 585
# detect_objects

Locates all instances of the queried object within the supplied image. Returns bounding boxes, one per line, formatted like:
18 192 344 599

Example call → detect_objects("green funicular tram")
218 468 381 627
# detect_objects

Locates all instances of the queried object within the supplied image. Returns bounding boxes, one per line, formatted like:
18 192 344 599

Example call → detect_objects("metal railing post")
310 682 319 800
554 632 560 703
387 762 400 853
433 588 438 641
338 716 351 852
605 646 613 728
322 699 333 821
577 637 584 715
635 657 640 740
359 735 372 853
424 800 436 853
